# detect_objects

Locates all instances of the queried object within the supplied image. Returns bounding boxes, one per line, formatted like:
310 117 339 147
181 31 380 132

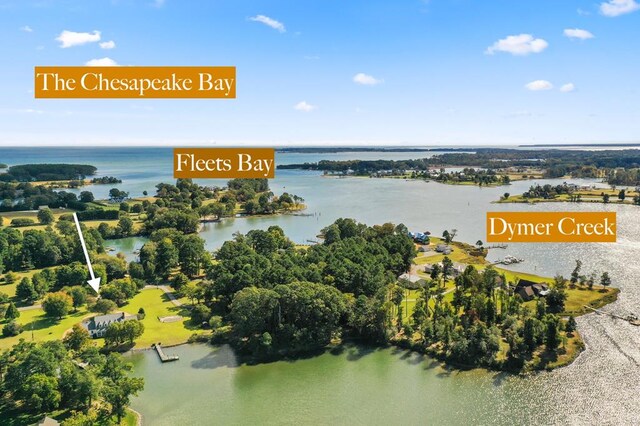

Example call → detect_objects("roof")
517 279 542 288
82 312 126 331
399 273 422 283
35 417 60 426
517 286 535 299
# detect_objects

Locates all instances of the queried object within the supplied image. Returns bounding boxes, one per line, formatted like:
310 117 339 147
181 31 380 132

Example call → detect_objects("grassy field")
0 268 45 300
0 306 91 350
121 288 203 348
0 286 203 351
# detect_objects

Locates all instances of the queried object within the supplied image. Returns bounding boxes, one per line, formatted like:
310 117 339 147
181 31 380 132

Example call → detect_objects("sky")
0 0 639 147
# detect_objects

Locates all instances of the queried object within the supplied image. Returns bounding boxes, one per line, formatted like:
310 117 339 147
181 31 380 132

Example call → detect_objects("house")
81 312 135 338
33 416 60 426
435 244 453 255
409 231 430 244
515 279 550 301
398 273 428 288
424 262 466 278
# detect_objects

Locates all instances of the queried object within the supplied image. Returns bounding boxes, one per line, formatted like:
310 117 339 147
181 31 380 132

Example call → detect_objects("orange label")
173 148 275 179
486 212 616 243
34 66 235 98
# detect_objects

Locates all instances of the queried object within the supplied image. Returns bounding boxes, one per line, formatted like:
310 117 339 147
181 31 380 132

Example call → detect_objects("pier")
153 343 179 362
584 306 640 326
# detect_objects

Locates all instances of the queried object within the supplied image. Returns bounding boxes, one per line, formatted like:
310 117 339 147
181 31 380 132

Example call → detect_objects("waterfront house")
81 312 135 338
435 244 453 255
515 279 550 301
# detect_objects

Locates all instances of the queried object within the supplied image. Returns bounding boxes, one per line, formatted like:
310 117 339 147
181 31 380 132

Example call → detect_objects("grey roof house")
81 312 135 338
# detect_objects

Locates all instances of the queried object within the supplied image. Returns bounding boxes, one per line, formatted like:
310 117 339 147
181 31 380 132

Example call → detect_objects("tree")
503 192 510 199
37 208 55 225
570 260 581 286
172 273 189 291
2 321 23 337
68 286 87 311
156 238 178 280
442 230 451 244
100 354 144 423
24 373 61 412
42 292 73 319
546 288 567 314
603 193 610 203
16 277 37 302
600 272 611 290
116 216 134 237
5 302 20 320
4 271 18 285
179 234 206 277
544 315 561 352
618 189 626 201
92 298 117 314
566 316 577 335
79 191 95 203
64 324 91 351
475 240 484 249
105 320 144 347
191 304 211 325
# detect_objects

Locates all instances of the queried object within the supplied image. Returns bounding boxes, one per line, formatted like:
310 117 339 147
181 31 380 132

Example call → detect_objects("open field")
0 306 91 350
122 288 204 348
0 286 204 351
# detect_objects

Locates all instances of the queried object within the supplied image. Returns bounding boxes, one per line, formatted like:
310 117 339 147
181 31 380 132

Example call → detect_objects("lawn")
0 306 91 351
120 288 202 348
1 269 41 299
0 285 205 352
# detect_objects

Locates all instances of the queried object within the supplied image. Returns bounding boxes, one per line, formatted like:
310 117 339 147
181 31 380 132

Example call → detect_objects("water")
2 147 639 424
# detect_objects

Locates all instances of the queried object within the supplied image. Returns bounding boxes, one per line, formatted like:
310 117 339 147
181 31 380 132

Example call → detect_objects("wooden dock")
153 343 179 362
584 306 640 326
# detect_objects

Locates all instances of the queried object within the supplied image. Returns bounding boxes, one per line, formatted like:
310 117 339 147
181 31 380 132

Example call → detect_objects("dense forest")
0 164 97 182
0 340 143 424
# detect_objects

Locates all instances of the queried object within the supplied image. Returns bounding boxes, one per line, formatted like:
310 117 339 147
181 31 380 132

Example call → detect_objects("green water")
129 343 550 425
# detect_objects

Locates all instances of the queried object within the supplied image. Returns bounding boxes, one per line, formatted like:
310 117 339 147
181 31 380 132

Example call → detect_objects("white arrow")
73 213 101 294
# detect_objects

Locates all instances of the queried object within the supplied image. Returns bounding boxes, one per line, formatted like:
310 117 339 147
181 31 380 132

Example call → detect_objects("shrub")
2 321 23 337
10 218 35 227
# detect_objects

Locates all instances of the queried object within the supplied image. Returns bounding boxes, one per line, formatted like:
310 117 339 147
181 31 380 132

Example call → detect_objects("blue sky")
0 0 639 146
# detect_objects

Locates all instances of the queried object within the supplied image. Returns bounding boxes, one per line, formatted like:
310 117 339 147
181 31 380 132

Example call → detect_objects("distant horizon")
1 141 640 148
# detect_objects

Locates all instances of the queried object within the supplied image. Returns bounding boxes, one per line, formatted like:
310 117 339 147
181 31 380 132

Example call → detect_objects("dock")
584 306 640 326
153 343 179 362
486 244 508 249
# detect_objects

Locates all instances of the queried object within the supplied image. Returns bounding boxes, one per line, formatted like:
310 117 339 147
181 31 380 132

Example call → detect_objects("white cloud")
99 40 116 49
600 0 640 16
17 108 44 114
560 83 576 92
525 80 554 91
20 25 33 32
485 34 548 56
152 0 166 7
564 28 594 40
56 30 101 48
85 57 118 66
294 101 316 112
249 15 286 33
353 73 383 85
